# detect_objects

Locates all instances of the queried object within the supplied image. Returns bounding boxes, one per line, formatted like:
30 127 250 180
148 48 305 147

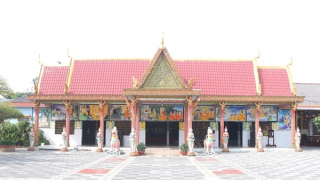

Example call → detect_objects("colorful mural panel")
216 106 246 121
71 105 79 120
52 105 66 120
193 106 215 121
246 106 278 122
141 105 183 121
110 105 131 120
79 105 108 120
278 109 291 130
39 107 51 127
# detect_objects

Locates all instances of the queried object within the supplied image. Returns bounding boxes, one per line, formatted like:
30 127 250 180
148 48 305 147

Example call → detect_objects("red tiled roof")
39 66 69 94
69 60 149 95
258 68 292 96
176 61 257 95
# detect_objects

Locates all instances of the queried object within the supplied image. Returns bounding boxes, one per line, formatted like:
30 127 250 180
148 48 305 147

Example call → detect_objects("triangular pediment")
139 48 187 89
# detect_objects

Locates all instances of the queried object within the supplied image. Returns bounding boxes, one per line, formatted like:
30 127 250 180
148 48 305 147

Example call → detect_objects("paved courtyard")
0 147 319 180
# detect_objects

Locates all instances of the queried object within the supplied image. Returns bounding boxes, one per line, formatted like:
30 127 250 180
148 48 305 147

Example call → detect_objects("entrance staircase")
145 147 181 156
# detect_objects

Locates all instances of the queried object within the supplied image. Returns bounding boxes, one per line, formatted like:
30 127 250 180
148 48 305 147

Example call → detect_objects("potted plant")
180 142 189 156
137 142 147 155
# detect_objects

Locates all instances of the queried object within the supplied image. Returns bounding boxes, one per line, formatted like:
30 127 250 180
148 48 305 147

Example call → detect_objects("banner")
141 105 183 121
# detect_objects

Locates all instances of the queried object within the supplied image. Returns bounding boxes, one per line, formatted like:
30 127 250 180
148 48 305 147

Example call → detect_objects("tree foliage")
0 75 14 99
312 116 320 133
0 104 24 123
1 121 31 146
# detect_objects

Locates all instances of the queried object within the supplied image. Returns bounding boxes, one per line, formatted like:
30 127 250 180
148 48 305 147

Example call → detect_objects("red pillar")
188 106 193 132
255 108 260 147
220 107 224 147
184 105 188 143
291 108 296 147
135 106 140 144
65 105 71 147
100 105 105 147
34 102 40 146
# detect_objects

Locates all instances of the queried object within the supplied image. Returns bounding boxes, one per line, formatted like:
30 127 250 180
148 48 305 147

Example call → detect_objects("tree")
0 75 15 99
0 104 24 124
312 116 320 133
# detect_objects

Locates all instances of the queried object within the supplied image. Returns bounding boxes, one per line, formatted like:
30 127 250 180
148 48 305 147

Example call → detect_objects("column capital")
186 96 198 108
255 101 263 110
63 100 72 109
291 102 298 112
125 96 138 108
97 100 106 110
219 101 227 111
33 100 40 109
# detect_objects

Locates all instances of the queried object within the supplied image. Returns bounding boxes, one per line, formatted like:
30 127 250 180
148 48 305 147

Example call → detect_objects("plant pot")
138 151 145 155
180 151 187 156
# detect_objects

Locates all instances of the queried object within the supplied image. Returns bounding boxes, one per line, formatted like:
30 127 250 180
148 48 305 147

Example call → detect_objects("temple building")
27 43 304 149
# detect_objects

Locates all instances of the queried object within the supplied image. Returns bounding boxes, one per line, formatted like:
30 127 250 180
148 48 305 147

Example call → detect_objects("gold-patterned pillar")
255 102 262 148
291 103 298 148
219 101 226 148
33 100 40 146
186 96 198 131
135 106 140 144
63 100 72 147
125 96 138 131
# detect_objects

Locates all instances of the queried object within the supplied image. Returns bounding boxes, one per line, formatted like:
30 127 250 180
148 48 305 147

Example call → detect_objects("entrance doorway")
82 121 106 146
146 122 179 146
225 122 242 147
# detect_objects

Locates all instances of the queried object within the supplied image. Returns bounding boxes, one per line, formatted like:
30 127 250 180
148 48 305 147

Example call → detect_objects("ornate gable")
139 48 188 89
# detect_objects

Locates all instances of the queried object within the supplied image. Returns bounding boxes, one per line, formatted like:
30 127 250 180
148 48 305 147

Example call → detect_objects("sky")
0 0 319 92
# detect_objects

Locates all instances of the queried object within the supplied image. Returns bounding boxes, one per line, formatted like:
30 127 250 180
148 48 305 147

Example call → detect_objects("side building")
27 46 304 148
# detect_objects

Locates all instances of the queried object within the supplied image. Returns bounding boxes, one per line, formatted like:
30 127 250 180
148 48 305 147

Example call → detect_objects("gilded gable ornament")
257 84 261 95
132 76 140 89
188 77 195 89
64 83 69 94
292 85 297 96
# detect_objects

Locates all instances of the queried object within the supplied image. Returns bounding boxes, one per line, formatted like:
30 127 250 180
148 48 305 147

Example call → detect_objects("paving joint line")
50 154 112 180
188 157 220 180
101 157 135 180
215 155 268 180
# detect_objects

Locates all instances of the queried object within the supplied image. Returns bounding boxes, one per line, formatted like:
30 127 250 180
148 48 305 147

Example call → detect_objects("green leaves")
0 104 24 123
312 116 320 133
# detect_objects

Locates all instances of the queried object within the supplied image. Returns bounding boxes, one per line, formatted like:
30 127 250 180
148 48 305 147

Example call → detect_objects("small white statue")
29 127 35 147
110 127 120 152
129 128 136 152
222 127 229 149
96 127 103 148
61 126 67 148
256 127 263 149
295 127 301 149
186 128 195 152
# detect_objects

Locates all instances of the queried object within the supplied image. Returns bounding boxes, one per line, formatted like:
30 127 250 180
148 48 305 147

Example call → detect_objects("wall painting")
193 106 215 121
39 107 51 127
242 122 252 131
52 105 66 120
246 106 278 122
216 106 246 121
278 109 291 130
79 105 108 120
141 105 183 121
110 105 131 120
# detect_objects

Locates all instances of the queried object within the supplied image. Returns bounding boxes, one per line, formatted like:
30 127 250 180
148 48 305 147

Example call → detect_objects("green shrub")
0 139 13 145
180 142 189 152
38 129 50 145
137 142 147 151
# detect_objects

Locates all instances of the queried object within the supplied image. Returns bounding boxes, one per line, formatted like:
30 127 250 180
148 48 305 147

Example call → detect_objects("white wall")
214 130 219 148
40 128 82 146
242 131 250 147
139 130 145 143
105 129 112 147
179 130 184 146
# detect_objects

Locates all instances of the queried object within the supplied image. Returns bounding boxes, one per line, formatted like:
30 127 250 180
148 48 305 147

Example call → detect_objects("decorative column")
186 96 198 132
291 102 298 148
97 100 106 152
184 105 188 143
219 101 227 148
125 96 138 138
255 102 262 148
62 100 72 151
33 100 40 146
135 105 140 145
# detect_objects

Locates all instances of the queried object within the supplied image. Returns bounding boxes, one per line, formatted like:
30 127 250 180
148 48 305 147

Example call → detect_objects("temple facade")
27 46 304 148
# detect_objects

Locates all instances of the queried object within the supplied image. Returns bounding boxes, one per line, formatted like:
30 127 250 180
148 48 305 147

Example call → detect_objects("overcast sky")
1 0 319 92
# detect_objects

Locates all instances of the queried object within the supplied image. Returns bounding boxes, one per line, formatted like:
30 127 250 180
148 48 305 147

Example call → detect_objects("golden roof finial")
161 31 164 50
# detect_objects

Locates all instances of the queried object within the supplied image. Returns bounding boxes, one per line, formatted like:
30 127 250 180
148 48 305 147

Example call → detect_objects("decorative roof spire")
161 31 164 50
